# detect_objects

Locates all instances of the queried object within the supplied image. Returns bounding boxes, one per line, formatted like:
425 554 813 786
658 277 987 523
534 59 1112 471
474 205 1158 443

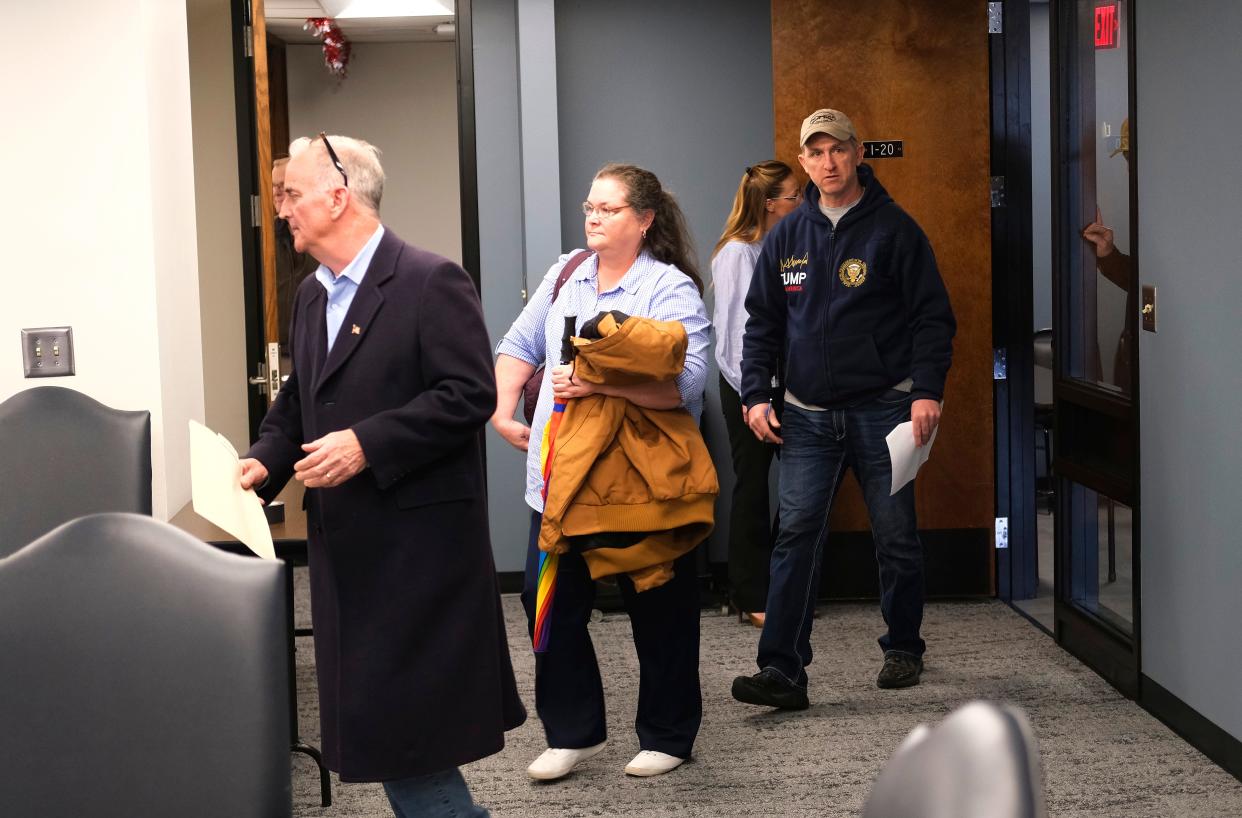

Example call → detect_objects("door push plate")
1141 285 1157 333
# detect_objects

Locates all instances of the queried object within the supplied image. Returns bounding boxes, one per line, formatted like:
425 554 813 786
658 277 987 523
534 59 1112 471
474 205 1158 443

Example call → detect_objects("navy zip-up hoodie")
740 164 956 410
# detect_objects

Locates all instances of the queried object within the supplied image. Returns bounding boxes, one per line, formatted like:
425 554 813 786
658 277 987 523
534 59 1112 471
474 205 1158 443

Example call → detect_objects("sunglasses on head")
318 131 348 187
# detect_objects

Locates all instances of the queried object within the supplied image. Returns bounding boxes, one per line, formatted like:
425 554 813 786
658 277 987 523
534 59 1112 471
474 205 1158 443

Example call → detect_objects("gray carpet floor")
289 571 1242 817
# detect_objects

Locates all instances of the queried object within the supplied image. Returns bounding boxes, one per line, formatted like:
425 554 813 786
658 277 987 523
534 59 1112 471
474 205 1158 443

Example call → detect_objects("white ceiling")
264 0 455 44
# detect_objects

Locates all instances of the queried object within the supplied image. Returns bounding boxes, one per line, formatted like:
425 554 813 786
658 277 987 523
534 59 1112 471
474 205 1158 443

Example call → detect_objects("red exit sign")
1095 3 1120 49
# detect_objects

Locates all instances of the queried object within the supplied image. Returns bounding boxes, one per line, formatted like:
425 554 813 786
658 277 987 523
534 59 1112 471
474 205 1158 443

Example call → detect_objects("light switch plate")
1141 286 1157 333
21 326 75 377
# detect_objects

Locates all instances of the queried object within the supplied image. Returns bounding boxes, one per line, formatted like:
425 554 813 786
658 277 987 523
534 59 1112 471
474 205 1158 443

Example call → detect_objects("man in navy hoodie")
731 109 955 708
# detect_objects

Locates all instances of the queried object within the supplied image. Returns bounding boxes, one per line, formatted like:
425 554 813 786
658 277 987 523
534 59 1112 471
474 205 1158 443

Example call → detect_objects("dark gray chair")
1033 328 1055 505
863 701 1047 818
0 386 151 558
0 513 291 818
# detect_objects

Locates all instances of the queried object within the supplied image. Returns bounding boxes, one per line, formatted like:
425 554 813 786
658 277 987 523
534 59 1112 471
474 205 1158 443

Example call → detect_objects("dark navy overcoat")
247 229 525 782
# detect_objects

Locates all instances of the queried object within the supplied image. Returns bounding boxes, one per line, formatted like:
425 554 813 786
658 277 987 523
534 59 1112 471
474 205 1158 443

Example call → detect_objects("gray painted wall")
554 0 775 561
1137 1 1242 741
474 0 534 572
1030 3 1052 334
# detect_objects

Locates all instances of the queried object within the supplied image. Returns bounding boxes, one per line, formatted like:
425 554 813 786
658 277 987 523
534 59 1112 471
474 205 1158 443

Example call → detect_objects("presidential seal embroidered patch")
839 258 867 287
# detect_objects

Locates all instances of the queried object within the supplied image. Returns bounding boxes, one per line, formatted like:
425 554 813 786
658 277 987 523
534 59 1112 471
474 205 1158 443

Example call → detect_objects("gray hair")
290 134 385 215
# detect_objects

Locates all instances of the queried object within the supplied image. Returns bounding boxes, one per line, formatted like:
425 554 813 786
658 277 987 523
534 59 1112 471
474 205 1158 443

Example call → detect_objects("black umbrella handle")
559 315 577 366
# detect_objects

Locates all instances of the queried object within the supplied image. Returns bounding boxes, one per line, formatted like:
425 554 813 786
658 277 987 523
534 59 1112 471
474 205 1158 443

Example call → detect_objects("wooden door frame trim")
991 0 1038 603
230 0 269 442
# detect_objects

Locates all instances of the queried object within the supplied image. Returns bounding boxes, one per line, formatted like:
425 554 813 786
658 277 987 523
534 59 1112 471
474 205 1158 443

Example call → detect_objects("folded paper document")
886 421 939 497
188 420 276 559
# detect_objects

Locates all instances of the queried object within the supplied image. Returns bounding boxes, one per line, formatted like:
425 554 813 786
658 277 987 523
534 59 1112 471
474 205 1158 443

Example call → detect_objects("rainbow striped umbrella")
533 316 578 653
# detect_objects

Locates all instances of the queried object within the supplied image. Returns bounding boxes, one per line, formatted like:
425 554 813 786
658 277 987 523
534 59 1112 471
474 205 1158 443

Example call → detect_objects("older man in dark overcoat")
240 134 524 816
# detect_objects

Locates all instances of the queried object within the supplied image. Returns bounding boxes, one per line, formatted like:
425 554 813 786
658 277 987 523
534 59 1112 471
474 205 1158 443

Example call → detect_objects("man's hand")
1082 207 1117 258
492 415 531 452
746 402 783 445
550 364 596 401
911 399 941 447
295 429 367 488
239 458 269 493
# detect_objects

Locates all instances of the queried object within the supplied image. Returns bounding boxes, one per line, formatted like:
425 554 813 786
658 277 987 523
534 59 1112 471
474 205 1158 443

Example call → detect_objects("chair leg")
293 742 333 807
1107 499 1117 583
1041 427 1051 482
1037 425 1054 510
286 561 331 807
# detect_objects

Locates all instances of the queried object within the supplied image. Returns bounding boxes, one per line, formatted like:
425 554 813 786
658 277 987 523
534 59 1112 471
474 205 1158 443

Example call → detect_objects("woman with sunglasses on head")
493 163 713 782
711 160 800 629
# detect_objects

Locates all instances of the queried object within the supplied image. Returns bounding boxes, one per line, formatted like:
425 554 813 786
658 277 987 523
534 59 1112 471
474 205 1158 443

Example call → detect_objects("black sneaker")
731 668 809 710
876 651 923 689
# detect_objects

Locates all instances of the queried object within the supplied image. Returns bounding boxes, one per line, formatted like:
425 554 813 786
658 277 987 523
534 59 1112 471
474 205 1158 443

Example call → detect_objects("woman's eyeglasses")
319 131 349 187
767 190 803 202
582 202 631 220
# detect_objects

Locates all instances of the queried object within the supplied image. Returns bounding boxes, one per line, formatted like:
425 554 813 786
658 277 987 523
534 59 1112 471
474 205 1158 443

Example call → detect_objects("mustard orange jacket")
538 313 719 591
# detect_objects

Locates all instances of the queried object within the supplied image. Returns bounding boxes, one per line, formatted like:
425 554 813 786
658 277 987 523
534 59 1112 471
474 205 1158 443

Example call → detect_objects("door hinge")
244 24 254 57
988 2 1003 34
993 348 1007 380
990 176 1006 208
995 517 1009 549
250 194 262 228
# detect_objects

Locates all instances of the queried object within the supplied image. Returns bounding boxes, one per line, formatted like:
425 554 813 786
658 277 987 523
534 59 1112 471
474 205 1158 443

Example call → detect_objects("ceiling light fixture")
321 0 454 19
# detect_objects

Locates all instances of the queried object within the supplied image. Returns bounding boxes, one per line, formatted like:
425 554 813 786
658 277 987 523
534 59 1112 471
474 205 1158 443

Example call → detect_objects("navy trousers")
521 511 701 758
757 395 927 688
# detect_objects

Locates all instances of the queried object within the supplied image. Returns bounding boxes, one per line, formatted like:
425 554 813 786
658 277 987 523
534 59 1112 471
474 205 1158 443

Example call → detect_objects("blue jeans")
382 768 488 818
757 396 927 688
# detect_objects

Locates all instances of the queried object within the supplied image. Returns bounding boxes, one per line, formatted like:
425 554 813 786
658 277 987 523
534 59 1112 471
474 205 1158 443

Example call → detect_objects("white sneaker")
624 750 685 777
526 741 607 781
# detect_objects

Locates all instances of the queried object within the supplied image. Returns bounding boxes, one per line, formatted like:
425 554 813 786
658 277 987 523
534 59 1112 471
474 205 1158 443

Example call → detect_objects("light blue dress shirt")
710 239 761 394
496 249 712 513
314 225 386 351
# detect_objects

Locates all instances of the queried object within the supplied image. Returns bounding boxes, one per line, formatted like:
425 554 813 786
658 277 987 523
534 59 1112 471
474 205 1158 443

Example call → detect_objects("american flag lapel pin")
351 324 361 335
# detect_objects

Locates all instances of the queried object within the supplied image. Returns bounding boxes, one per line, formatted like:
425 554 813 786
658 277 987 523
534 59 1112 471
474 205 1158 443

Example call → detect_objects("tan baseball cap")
799 108 857 146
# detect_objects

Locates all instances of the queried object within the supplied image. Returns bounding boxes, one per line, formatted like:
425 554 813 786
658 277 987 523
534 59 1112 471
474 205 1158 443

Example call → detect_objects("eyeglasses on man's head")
318 131 349 187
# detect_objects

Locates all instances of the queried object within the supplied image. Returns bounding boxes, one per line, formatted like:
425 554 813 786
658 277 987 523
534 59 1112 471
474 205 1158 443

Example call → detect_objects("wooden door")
234 0 281 427
772 0 995 593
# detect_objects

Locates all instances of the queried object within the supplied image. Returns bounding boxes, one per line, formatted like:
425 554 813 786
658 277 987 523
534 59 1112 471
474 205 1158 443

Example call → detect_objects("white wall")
1137 1 1242 741
286 41 461 263
187 0 250 453
2 0 205 520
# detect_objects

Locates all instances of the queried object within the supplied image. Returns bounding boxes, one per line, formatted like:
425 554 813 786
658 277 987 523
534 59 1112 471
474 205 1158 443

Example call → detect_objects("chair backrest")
862 701 1046 818
0 514 291 818
1033 328 1054 370
0 386 151 558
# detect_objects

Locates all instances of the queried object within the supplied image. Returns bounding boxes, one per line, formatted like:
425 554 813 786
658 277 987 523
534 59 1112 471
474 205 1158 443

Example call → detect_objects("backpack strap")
551 250 595 303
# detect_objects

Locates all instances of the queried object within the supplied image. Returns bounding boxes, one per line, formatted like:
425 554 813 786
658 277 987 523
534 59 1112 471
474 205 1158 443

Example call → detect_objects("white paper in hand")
188 420 276 559
886 421 939 496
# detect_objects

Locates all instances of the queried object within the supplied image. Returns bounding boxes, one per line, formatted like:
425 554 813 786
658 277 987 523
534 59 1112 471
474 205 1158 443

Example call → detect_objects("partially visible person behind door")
711 159 800 629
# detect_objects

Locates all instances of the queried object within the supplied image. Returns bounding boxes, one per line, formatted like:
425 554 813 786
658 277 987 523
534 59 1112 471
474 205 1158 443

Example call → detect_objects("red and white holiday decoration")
304 18 352 78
